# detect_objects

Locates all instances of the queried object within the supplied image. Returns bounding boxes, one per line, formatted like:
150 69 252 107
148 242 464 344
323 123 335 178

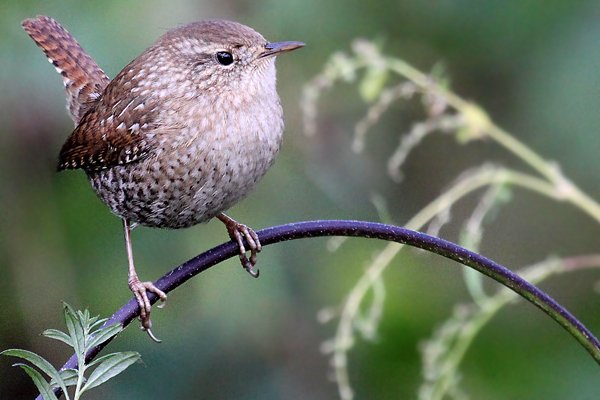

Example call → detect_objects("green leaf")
90 317 109 331
15 363 59 400
63 303 85 358
86 323 122 352
359 66 388 103
42 329 73 347
1 349 58 377
430 62 449 88
81 352 141 392
61 368 80 387
86 352 125 368
1 349 67 395
50 368 79 388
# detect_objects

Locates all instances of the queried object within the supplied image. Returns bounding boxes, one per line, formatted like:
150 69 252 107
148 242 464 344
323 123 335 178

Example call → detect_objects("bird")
22 15 304 341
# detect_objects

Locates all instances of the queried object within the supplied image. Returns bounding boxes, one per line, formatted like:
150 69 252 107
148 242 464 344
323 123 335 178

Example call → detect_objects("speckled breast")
87 99 284 229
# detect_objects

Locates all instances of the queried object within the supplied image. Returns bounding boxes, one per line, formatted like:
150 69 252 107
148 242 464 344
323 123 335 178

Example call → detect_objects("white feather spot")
118 99 135 118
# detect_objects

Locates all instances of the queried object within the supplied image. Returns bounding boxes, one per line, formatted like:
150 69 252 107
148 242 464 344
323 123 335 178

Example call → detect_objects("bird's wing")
57 73 162 171
22 16 111 126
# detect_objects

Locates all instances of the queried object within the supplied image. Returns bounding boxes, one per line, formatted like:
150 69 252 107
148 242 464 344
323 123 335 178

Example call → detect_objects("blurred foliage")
1 1 599 399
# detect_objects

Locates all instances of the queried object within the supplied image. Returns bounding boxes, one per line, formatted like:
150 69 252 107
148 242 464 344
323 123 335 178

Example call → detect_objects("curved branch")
45 220 600 399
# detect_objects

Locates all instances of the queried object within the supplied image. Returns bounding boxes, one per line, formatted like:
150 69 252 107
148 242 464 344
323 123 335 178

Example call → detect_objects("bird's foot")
128 276 167 342
219 215 262 278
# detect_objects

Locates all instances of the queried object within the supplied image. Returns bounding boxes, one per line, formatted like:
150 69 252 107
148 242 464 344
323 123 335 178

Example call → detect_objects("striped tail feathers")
22 16 111 125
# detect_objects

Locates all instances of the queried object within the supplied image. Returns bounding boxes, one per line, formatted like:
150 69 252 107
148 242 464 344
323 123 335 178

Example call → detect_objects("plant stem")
73 347 86 400
43 219 600 400
385 57 600 223
331 166 593 399
422 254 600 400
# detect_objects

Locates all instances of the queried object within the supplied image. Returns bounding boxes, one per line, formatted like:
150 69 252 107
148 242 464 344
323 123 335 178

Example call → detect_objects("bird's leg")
217 213 261 278
123 218 167 342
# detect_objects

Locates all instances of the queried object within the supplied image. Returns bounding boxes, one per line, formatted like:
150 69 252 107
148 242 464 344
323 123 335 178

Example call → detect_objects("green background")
1 1 599 399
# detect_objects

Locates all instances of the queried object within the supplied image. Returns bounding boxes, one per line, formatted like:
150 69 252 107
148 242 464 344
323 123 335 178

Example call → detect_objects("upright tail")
22 16 111 125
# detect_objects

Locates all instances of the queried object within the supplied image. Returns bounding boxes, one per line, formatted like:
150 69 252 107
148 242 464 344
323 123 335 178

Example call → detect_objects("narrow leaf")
359 66 388 103
63 303 84 358
87 352 124 368
1 349 67 395
42 329 73 347
2 349 58 377
81 352 140 392
16 363 59 400
50 368 79 388
62 302 77 317
90 317 109 330
86 323 122 352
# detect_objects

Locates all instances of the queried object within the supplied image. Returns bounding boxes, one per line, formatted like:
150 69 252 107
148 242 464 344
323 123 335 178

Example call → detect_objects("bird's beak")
259 41 305 58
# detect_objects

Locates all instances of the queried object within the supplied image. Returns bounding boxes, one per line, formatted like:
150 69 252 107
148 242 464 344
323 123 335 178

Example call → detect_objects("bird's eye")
216 51 234 66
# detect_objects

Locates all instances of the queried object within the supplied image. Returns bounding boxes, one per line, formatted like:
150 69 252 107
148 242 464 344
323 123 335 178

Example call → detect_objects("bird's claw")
243 260 260 278
129 277 167 342
221 217 262 278
144 327 162 343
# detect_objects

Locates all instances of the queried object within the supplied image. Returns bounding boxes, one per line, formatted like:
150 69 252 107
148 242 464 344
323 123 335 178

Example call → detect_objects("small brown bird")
22 16 303 340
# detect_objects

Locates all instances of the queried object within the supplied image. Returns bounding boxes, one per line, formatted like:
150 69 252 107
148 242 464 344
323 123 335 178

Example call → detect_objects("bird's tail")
22 15 111 125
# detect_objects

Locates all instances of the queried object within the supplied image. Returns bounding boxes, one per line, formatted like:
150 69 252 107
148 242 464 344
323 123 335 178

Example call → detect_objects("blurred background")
1 1 599 399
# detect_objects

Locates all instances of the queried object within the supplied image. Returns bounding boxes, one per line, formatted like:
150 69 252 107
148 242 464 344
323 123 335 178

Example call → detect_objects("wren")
22 16 303 340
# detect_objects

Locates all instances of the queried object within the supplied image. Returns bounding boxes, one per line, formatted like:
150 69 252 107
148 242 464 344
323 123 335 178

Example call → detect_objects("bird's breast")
88 93 284 229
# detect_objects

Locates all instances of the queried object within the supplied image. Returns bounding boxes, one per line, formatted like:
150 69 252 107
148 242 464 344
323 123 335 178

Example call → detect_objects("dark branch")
44 220 600 399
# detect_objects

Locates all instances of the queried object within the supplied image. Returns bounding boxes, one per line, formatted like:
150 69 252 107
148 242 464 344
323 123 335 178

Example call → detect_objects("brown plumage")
56 75 159 171
22 16 110 125
23 15 304 339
